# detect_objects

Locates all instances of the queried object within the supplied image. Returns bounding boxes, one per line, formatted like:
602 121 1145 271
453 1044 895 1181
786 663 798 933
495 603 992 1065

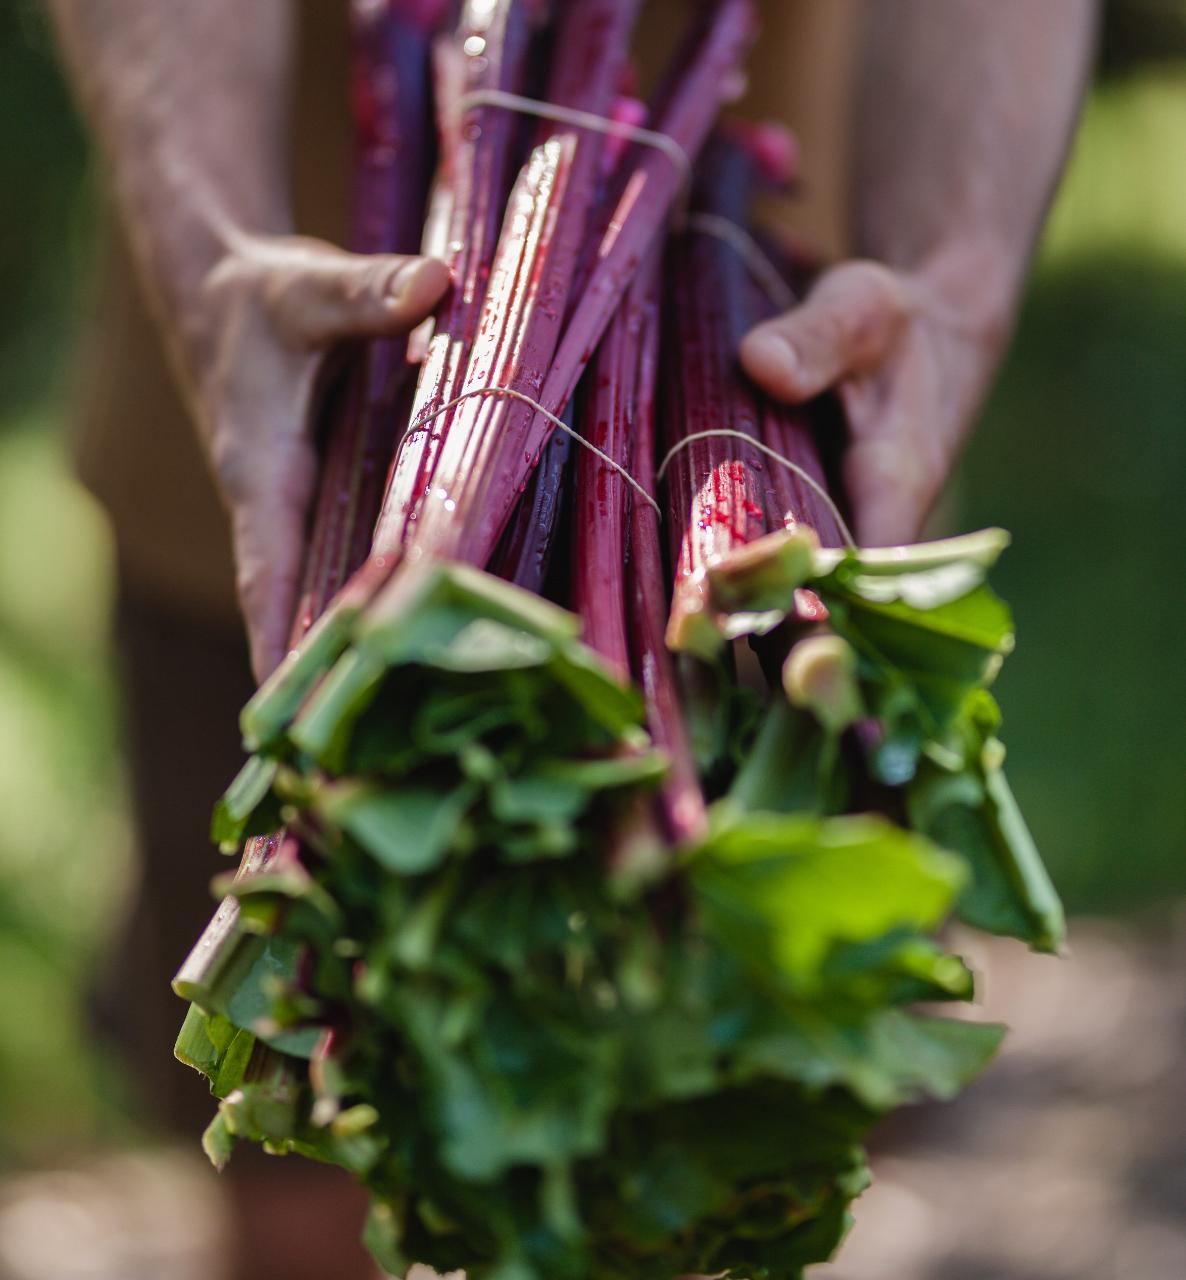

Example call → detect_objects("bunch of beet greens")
174 2 1064 1277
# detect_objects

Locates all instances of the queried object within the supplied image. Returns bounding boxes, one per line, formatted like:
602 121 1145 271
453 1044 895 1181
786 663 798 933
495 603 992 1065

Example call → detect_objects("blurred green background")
1 0 1184 1171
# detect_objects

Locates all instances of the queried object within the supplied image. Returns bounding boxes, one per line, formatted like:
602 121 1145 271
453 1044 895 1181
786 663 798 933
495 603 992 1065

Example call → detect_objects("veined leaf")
732 1008 1003 1109
910 753 1065 953
691 813 965 980
812 527 1011 578
317 782 478 876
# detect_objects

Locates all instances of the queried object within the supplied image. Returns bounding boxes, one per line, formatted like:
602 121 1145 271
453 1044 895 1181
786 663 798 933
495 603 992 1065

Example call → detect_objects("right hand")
178 233 449 680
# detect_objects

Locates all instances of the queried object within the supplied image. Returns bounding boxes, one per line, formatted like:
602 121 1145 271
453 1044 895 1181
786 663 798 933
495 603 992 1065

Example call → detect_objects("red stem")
416 0 757 571
489 420 572 594
571 261 644 676
371 0 540 556
627 261 708 844
387 0 645 563
292 3 437 637
662 132 773 649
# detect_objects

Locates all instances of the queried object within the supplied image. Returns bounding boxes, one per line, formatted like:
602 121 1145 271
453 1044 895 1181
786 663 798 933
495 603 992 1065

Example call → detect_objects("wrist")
906 232 1023 359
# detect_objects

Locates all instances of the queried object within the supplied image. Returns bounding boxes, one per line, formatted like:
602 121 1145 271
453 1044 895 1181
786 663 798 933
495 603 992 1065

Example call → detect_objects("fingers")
225 433 319 681
739 261 910 404
271 250 451 348
193 238 450 680
839 360 943 548
843 436 934 547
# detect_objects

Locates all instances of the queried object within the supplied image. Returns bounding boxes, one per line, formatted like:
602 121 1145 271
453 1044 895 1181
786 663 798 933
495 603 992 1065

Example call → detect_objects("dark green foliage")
176 554 1054 1278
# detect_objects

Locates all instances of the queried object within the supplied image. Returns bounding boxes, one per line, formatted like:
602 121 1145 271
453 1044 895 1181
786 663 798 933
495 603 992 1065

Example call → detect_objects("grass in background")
0 418 131 1162
962 71 1186 912
0 5 89 415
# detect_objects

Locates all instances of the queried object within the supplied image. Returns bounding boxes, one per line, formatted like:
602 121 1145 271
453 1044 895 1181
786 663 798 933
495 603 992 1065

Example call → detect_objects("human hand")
178 234 449 679
739 248 1013 547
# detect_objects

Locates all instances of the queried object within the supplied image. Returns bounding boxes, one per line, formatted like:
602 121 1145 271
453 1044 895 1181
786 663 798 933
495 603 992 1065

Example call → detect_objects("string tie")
682 213 798 312
408 387 661 514
458 92 799 315
657 430 857 549
458 89 692 187
409 393 854 548
418 101 849 544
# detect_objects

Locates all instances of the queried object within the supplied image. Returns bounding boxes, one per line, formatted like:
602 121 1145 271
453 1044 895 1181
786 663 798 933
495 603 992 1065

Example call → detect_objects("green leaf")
174 1005 257 1098
490 775 588 826
549 646 644 737
822 931 974 1003
865 1011 1004 1100
240 572 381 751
538 750 667 792
599 1084 872 1250
317 782 477 875
826 585 1014 685
414 685 522 755
692 813 965 980
910 754 1065 952
288 647 388 772
202 1110 236 1171
813 527 1011 579
357 560 580 666
726 701 835 817
211 756 280 851
732 1007 1003 1112
362 1202 409 1278
199 934 321 1058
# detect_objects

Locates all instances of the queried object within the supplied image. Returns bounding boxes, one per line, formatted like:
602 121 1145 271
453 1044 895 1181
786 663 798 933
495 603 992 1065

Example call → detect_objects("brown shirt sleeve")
73 226 240 626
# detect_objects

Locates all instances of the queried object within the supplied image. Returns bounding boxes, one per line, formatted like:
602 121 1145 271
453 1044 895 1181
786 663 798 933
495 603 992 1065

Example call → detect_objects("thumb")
739 261 910 404
226 433 319 682
272 249 450 348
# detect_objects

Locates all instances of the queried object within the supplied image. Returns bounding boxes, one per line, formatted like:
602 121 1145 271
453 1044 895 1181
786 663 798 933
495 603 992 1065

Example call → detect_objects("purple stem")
371 0 539 556
415 0 756 570
571 262 644 676
627 260 708 844
490 416 572 594
292 3 437 637
390 0 645 563
661 130 774 650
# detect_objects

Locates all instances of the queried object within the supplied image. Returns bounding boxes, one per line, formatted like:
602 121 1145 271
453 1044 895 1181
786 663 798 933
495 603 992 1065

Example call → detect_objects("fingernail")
744 329 799 381
386 258 447 307
384 259 421 304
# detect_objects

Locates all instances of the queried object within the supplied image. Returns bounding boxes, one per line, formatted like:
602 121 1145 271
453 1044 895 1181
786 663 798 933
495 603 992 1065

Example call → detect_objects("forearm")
49 0 449 678
47 0 294 355
855 0 1097 333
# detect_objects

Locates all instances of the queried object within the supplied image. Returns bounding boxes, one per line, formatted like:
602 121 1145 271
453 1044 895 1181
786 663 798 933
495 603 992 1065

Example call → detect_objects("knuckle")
210 436 254 505
859 259 908 308
260 271 309 340
339 258 399 312
823 262 910 365
201 253 255 307
233 543 269 613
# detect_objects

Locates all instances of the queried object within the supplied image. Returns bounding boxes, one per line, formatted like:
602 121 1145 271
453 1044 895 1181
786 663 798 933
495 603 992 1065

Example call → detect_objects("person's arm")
742 0 1097 545
47 1 448 677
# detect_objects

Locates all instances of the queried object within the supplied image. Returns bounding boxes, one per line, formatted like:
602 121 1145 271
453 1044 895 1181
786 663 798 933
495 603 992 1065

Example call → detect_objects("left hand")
740 252 1012 546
